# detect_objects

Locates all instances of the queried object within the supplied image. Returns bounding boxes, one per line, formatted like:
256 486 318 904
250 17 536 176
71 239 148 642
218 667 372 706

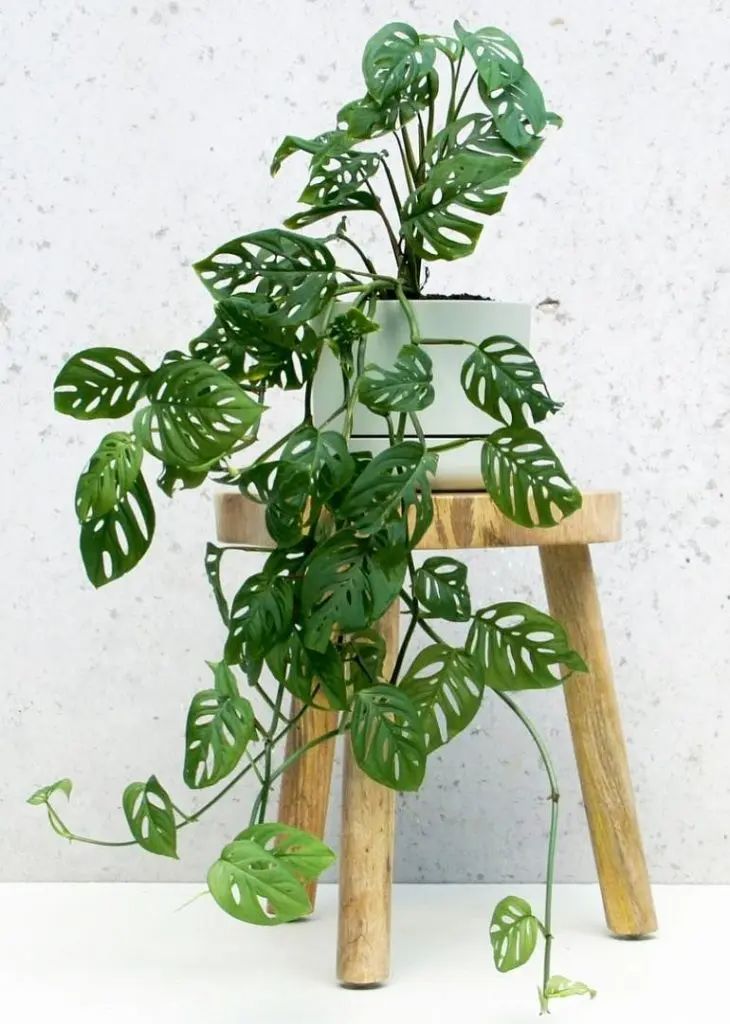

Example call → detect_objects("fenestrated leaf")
421 33 462 61
225 572 295 665
27 778 73 806
337 440 438 545
194 229 336 328
207 838 311 925
79 473 155 586
54 348 151 420
122 775 178 859
266 630 348 709
414 556 471 621
466 602 587 691
270 130 350 176
399 643 483 752
359 344 434 414
204 543 229 625
337 72 436 139
134 358 263 469
227 459 280 504
344 628 386 691
156 463 207 497
423 112 536 170
350 684 426 790
480 427 581 527
301 529 406 652
362 21 436 103
183 662 255 789
233 823 336 883
461 336 561 427
544 976 597 1003
297 149 381 210
454 21 523 93
75 432 142 523
490 895 540 972
479 68 554 151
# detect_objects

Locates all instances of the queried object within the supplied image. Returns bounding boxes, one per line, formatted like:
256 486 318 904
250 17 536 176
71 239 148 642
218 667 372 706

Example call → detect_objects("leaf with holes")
461 336 561 427
297 149 381 212
424 112 536 171
480 427 581 527
122 776 177 859
183 662 255 789
362 22 435 103
479 68 556 151
414 556 471 621
270 130 350 175
194 229 336 328
544 976 597 1003
350 685 426 791
466 602 587 691
156 463 207 497
79 473 155 586
338 441 437 544
399 644 484 752
207 839 311 925
276 424 355 504
344 629 386 691
233 823 336 883
490 895 540 972
337 72 436 139
27 778 73 806
266 631 348 709
359 344 434 415
225 572 295 665
401 153 521 261
421 33 462 61
301 529 406 652
204 543 229 625
75 432 142 523
454 21 523 93
54 348 151 420
134 358 263 470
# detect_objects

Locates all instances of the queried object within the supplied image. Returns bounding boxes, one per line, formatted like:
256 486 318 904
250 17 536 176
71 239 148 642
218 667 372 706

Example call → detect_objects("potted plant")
31 19 596 1012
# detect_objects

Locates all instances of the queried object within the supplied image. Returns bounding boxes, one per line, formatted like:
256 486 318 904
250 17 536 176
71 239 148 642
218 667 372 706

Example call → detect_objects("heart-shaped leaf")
399 643 483 752
454 21 523 92
350 684 426 790
362 22 436 103
79 473 155 586
233 823 337 883
207 838 311 925
122 776 177 859
544 976 597 1002
479 68 555 151
183 662 256 789
466 602 587 690
27 778 73 806
225 572 295 665
54 348 151 420
75 432 142 523
414 556 471 621
134 358 263 469
480 427 582 526
461 336 561 427
490 895 540 971
359 344 434 414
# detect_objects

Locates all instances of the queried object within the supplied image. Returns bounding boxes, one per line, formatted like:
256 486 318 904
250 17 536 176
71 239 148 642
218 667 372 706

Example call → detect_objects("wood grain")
540 544 657 937
337 601 398 987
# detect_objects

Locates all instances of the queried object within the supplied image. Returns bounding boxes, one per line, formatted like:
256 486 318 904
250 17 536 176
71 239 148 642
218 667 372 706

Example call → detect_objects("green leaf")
362 22 435 103
301 529 406 652
266 631 348 709
423 112 536 170
134 358 263 469
344 628 386 692
350 685 426 790
467 602 587 691
270 130 350 175
27 778 73 806
204 543 229 625
156 463 207 497
414 556 471 621
338 440 438 544
490 895 539 972
337 73 436 140
122 776 178 859
194 228 336 328
326 308 380 376
183 662 256 789
479 68 552 151
298 149 381 209
207 838 311 925
544 976 597 1002
79 473 155 586
454 21 523 92
359 344 434 415
54 348 151 420
480 427 582 526
421 33 462 61
233 823 337 882
225 572 295 665
75 432 142 523
399 644 483 752
461 336 561 427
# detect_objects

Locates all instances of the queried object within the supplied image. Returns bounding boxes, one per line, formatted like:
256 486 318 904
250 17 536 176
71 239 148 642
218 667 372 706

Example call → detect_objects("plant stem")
380 157 404 218
253 682 286 825
453 69 478 118
365 180 402 266
395 285 421 342
447 52 464 121
337 231 377 275
393 131 415 192
391 606 418 683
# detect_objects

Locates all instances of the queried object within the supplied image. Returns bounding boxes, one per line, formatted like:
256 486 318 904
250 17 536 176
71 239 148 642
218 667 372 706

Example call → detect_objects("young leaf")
480 427 582 527
270 130 350 176
122 776 178 859
350 685 426 790
54 348 151 420
27 778 73 806
490 895 540 972
359 344 434 414
79 473 155 586
326 307 380 376
461 336 561 427
207 838 312 926
399 644 484 752
134 358 263 470
157 464 207 497
204 543 230 625
183 663 256 789
266 631 348 709
544 976 597 1002
233 823 337 883
466 602 587 691
343 628 386 692
75 432 142 523
362 22 436 103
414 556 471 621
225 572 295 665
454 21 523 93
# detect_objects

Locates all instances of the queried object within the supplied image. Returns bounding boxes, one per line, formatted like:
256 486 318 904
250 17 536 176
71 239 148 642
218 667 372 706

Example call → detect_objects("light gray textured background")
2 0 729 884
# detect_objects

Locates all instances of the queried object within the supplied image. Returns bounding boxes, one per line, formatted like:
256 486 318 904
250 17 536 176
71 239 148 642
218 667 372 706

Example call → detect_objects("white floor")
0 882 724 1022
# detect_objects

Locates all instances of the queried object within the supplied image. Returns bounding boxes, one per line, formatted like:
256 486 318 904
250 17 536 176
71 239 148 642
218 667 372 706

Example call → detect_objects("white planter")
312 300 532 490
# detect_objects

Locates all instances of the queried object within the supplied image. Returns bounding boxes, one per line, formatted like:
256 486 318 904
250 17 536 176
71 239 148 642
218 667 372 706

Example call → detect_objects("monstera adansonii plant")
32 20 597 1012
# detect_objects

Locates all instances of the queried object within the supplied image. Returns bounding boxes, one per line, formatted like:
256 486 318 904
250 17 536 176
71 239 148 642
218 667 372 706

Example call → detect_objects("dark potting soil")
378 290 493 301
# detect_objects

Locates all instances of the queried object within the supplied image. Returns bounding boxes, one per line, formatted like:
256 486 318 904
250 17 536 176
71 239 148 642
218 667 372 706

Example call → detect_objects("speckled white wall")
2 0 729 884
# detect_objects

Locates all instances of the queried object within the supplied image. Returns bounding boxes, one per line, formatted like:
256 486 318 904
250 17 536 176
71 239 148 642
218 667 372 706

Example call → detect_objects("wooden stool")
215 490 657 985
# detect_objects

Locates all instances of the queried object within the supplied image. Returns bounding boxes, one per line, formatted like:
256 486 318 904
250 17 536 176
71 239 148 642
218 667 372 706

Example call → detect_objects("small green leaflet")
266 631 348 709
543 975 597 1004
122 776 178 859
27 778 73 806
399 644 484 752
183 662 256 789
75 432 142 523
461 336 561 427
490 895 540 972
414 556 471 621
54 348 151 420
350 685 426 790
326 308 380 377
359 344 434 415
79 473 155 587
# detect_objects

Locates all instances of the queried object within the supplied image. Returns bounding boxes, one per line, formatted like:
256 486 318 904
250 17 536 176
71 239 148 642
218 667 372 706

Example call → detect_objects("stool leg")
539 544 657 937
337 601 398 986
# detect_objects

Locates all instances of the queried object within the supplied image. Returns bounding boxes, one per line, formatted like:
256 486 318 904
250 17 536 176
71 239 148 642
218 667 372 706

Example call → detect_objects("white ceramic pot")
312 300 531 490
